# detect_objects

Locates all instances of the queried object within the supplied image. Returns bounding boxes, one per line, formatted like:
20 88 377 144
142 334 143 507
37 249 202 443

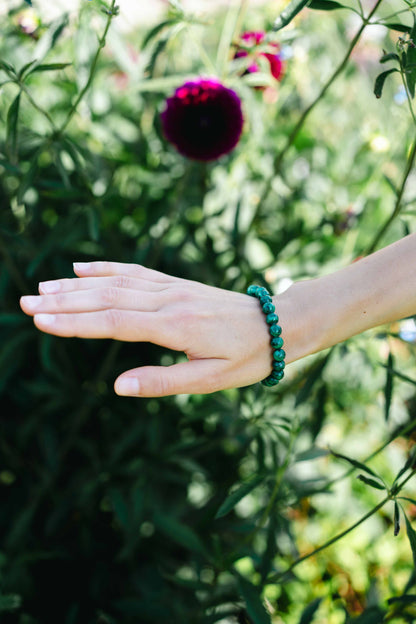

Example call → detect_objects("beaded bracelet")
247 284 285 387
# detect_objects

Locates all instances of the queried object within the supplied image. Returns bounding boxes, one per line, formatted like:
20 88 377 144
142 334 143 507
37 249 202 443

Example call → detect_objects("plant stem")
266 494 389 584
253 0 385 222
19 83 58 132
58 0 117 135
273 0 385 173
364 133 416 254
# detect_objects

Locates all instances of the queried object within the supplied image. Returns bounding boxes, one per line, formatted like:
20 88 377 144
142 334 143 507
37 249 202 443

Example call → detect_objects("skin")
20 233 416 398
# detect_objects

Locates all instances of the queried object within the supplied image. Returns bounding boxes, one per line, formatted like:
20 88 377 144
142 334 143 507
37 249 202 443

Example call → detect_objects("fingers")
115 359 231 397
21 286 164 316
73 261 176 284
38 275 169 295
32 309 161 342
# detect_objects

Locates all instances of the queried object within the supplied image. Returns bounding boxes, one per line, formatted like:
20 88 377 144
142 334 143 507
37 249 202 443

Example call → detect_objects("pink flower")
234 30 285 84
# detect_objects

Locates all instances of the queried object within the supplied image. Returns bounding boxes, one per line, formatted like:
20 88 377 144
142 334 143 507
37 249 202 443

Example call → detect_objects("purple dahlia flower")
160 78 244 161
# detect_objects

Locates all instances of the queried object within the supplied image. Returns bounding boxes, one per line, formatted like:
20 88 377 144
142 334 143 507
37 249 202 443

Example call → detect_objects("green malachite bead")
273 348 286 361
271 370 284 381
273 360 285 371
262 302 275 314
260 297 272 307
270 336 284 349
269 324 282 337
269 325 282 342
247 285 260 296
266 313 279 325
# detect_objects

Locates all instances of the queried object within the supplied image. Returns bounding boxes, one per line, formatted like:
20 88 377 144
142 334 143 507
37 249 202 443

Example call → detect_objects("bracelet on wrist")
247 284 285 387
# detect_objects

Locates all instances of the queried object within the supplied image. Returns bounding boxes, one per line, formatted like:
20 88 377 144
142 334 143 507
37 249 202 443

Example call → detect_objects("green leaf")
383 23 411 33
273 0 312 31
388 594 416 605
374 68 399 98
153 511 207 556
380 52 400 64
308 0 346 10
383 173 399 195
398 496 416 506
295 352 333 407
379 364 416 386
237 575 272 624
33 14 69 64
403 508 416 569
393 448 416 484
6 92 21 164
330 450 380 478
405 15 416 98
394 500 401 536
356 474 386 491
351 606 387 623
295 447 329 462
24 0 32 4
298 597 322 624
30 62 72 74
0 594 22 613
0 60 16 77
142 19 180 48
215 473 266 519
384 351 394 421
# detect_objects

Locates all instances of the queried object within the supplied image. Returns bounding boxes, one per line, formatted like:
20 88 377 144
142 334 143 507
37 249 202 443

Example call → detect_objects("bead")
273 348 286 361
270 336 283 349
247 285 260 296
262 302 275 314
273 360 285 371
269 324 282 337
266 313 279 325
260 296 272 306
271 370 284 381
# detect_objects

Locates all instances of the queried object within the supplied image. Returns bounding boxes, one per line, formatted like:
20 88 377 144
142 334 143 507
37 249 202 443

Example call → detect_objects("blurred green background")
1 1 416 622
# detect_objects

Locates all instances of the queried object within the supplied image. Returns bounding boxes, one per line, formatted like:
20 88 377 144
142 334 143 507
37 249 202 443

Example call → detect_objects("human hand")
20 261 279 397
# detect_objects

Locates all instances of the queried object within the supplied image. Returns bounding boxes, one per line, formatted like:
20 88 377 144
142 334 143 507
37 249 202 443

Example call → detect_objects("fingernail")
21 295 41 310
73 262 91 272
115 377 140 396
35 314 56 326
39 281 61 294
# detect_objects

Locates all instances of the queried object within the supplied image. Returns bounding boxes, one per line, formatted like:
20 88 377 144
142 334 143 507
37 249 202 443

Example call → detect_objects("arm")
19 233 416 397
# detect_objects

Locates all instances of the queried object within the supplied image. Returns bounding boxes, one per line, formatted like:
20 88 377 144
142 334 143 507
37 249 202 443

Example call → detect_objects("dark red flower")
234 30 285 84
160 78 244 161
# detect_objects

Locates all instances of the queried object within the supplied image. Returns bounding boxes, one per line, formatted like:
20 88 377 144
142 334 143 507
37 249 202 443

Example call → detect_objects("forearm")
278 233 416 363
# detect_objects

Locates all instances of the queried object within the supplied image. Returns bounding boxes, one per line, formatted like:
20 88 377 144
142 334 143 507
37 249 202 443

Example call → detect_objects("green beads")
247 284 286 388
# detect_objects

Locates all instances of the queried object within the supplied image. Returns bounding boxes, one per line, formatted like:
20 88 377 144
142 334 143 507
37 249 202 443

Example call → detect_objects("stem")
253 0 385 223
58 0 117 135
267 494 389 584
19 83 58 132
274 0 384 173
364 133 416 254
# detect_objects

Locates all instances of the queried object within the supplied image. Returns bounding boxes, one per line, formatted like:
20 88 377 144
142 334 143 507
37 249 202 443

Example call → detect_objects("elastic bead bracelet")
247 284 286 387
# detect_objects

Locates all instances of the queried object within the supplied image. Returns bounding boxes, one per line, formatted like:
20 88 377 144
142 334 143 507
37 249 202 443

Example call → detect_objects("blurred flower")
160 78 244 161
15 8 40 38
234 30 285 84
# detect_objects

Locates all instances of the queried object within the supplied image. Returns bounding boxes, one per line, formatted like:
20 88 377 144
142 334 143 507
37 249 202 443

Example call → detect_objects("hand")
20 261 277 397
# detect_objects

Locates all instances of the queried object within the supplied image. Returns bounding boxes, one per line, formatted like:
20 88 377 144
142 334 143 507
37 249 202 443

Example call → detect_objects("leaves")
298 597 323 624
394 500 401 536
403 509 416 569
237 575 272 624
356 474 386 491
6 92 21 164
308 0 346 10
374 68 399 98
330 450 380 479
384 351 394 421
215 473 267 519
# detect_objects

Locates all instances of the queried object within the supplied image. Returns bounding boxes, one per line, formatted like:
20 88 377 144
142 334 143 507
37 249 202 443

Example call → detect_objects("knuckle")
100 287 118 307
113 275 131 289
105 308 123 331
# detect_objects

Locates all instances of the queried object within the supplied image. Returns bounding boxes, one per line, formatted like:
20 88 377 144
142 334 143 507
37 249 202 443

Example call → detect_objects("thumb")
114 359 228 398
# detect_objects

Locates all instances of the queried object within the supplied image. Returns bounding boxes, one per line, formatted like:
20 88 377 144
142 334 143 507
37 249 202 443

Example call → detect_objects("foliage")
1 0 416 623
